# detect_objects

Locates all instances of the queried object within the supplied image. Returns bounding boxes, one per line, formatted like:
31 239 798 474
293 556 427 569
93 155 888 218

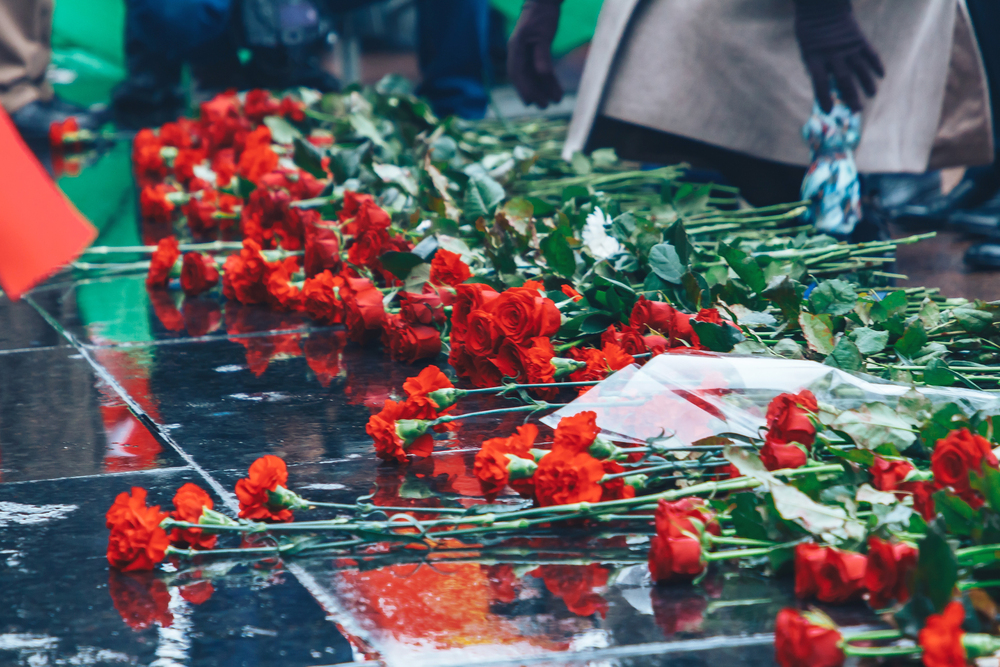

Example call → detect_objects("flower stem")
462 380 601 395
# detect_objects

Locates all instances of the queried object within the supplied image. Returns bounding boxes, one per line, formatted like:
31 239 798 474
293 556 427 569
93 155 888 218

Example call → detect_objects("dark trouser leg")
415 0 490 120
587 116 806 208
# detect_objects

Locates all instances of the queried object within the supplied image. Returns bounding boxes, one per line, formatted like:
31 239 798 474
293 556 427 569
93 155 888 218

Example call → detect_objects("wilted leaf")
424 154 461 221
830 403 918 450
799 312 836 356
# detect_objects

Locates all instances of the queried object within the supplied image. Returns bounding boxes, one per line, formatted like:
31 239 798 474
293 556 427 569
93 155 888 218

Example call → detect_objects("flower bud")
529 448 549 462
395 419 433 447
552 357 587 379
963 633 1000 659
197 507 240 528
427 387 467 410
506 454 538 480
588 436 626 460
266 485 311 511
623 473 648 492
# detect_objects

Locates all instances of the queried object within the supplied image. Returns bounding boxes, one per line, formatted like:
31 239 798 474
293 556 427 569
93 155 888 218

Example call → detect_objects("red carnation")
919 601 967 667
106 487 170 571
234 455 294 522
169 483 217 550
180 252 219 296
534 449 605 507
146 236 181 288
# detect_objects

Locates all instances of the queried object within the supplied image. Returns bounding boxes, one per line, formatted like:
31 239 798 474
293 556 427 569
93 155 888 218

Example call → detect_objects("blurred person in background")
507 0 993 242
113 0 492 127
0 0 102 141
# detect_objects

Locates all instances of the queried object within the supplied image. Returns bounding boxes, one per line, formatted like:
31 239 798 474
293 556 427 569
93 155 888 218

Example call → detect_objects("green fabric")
490 0 603 55
50 0 126 106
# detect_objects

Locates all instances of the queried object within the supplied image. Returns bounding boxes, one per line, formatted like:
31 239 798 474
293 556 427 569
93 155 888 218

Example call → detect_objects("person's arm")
793 0 884 112
507 0 563 108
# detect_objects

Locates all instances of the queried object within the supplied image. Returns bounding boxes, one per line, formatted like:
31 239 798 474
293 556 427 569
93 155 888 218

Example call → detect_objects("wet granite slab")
0 470 352 667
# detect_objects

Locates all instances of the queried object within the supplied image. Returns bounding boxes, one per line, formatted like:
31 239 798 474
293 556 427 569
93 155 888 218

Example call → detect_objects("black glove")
794 0 884 113
507 0 563 108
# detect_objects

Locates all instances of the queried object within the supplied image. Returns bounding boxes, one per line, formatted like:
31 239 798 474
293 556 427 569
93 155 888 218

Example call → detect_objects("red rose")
932 428 999 501
382 314 442 364
301 271 343 324
430 248 472 286
495 336 558 398
235 455 294 522
774 608 844 667
400 290 445 326
602 324 649 355
108 571 173 630
766 390 818 447
303 217 341 277
180 252 219 296
278 95 305 121
465 309 501 356
179 581 215 605
794 543 867 604
630 296 677 335
474 423 538 500
168 483 217 550
342 281 386 344
760 437 808 471
471 355 504 388
494 338 527 381
493 287 561 343
871 456 915 491
655 497 721 538
338 191 390 233
864 537 917 609
449 343 476 380
106 487 170 571
552 411 599 454
451 283 500 341
919 601 966 667
899 480 936 520
146 236 181 288
531 564 609 618
648 532 705 584
347 227 392 267
534 449 605 507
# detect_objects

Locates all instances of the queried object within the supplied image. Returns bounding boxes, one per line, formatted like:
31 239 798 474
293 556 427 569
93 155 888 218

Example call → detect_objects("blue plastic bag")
800 100 862 237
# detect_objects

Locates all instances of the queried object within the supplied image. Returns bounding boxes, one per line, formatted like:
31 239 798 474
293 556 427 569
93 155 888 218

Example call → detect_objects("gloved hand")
507 0 563 108
794 0 884 113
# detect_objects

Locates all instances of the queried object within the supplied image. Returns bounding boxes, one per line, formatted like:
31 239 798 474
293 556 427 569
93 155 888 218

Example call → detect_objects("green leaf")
825 337 863 372
827 448 875 467
263 115 302 144
763 275 805 324
681 272 707 311
970 465 1000 514
870 291 908 323
648 243 685 284
719 242 766 294
953 307 993 334
463 174 505 219
378 251 426 281
570 151 592 175
799 312 836 356
691 320 745 353
810 279 857 317
933 490 976 537
830 403 918 451
913 523 959 611
894 320 928 358
540 232 576 279
292 137 327 178
923 358 957 387
850 326 889 355
237 177 257 199
580 313 616 335
664 220 692 264
730 493 770 542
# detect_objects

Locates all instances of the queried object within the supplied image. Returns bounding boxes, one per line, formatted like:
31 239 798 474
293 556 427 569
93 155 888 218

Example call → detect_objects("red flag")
0 107 96 300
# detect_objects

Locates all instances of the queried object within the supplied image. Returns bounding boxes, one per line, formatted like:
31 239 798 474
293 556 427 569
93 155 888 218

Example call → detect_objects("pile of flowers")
85 81 1000 662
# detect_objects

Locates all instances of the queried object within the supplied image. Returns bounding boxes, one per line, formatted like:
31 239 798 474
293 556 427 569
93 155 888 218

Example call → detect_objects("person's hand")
507 0 564 108
793 0 884 113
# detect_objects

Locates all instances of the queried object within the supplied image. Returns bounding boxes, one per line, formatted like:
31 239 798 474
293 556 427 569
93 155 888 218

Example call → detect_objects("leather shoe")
10 97 106 142
950 190 1000 237
964 242 1000 269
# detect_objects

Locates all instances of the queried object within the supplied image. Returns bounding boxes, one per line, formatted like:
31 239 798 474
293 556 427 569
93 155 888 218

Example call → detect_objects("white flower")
582 207 622 261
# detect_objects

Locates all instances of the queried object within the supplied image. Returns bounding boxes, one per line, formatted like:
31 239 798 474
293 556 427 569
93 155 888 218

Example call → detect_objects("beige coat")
565 0 994 173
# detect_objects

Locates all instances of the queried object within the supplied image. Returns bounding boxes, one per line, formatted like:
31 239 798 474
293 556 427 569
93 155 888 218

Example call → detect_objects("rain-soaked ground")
1 142 901 667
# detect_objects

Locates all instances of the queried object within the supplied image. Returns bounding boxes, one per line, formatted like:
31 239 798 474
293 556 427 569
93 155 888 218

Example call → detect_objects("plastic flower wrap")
801 99 862 237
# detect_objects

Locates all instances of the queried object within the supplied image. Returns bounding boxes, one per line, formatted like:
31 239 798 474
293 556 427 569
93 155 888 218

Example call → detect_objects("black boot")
10 96 106 143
